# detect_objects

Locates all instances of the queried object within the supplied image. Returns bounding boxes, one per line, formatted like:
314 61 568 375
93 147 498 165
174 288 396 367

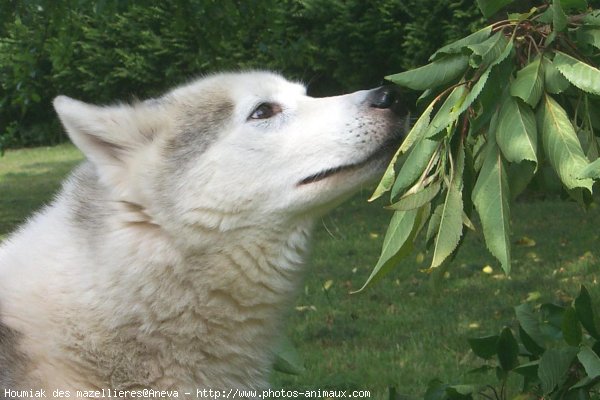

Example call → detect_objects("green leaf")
445 385 477 400
583 10 600 26
519 324 545 356
472 140 512 274
273 335 305 375
515 303 546 348
560 0 587 11
577 27 600 50
391 138 439 199
426 203 444 248
454 68 492 119
468 31 510 68
370 103 435 202
538 347 579 395
468 335 499 360
562 306 583 346
538 94 593 192
578 346 600 378
425 85 469 140
513 360 540 379
386 54 469 91
543 56 570 94
496 96 538 166
425 379 449 400
431 26 492 61
579 158 600 179
553 0 568 32
430 145 465 269
497 327 519 371
476 0 515 18
508 161 536 200
387 181 441 211
574 285 600 339
355 208 421 292
554 51 600 96
510 56 544 107
398 101 435 155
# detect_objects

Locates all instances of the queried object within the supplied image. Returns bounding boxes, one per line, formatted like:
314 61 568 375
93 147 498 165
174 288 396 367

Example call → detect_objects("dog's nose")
368 86 404 115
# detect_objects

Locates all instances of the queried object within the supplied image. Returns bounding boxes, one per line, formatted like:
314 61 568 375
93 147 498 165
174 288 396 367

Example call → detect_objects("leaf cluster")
363 0 600 291
427 286 600 400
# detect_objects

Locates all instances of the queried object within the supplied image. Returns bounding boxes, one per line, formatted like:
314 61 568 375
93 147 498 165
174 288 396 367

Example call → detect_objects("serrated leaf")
391 138 439 199
455 68 492 118
554 51 600 96
387 181 441 211
426 203 444 248
472 141 512 274
386 54 469 91
510 56 544 107
538 347 579 395
273 335 305 375
430 145 465 269
538 94 593 192
562 306 583 346
578 346 600 378
425 85 469 140
431 26 492 61
496 96 538 166
574 285 600 339
476 0 515 18
355 208 420 293
468 32 510 68
497 327 519 371
369 102 434 202
553 0 568 32
468 335 499 360
430 185 463 269
399 101 435 155
543 56 570 94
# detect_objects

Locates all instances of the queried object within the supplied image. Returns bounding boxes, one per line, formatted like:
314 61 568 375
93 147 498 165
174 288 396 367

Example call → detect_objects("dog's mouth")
297 136 401 186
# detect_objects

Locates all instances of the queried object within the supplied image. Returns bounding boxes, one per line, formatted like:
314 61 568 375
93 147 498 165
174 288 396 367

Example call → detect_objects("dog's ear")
54 96 165 198
53 96 159 165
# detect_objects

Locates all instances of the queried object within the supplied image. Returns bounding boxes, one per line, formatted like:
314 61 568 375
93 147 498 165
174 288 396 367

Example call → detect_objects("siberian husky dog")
0 71 403 397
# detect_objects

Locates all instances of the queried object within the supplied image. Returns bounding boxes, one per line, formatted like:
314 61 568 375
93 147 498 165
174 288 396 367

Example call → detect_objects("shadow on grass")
0 160 81 237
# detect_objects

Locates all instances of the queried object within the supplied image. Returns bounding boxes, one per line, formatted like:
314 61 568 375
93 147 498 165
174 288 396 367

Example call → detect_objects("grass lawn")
2 145 600 398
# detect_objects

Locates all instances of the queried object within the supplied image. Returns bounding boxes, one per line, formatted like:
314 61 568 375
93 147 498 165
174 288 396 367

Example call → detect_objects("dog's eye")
248 103 281 120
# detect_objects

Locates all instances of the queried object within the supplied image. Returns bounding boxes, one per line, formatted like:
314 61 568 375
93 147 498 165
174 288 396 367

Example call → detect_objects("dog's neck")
75 214 315 389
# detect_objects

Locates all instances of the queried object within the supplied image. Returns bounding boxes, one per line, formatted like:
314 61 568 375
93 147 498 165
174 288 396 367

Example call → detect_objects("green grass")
2 145 600 398
0 144 83 240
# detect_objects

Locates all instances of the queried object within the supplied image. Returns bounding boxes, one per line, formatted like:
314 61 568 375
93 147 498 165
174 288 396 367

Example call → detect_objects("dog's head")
54 71 405 233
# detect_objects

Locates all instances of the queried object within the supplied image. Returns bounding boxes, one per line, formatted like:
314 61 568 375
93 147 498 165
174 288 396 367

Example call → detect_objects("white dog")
0 71 403 398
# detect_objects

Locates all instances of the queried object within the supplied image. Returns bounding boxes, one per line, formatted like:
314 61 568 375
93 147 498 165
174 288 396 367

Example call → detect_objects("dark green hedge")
0 0 481 149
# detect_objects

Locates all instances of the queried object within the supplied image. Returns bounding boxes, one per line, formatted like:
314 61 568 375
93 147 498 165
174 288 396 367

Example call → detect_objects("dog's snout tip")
368 86 404 114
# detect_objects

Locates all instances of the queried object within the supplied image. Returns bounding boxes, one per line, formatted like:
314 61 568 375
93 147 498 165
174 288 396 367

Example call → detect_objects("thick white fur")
0 72 399 398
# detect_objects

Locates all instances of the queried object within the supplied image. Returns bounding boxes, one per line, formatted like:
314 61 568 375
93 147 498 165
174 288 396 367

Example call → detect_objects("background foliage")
0 0 482 150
